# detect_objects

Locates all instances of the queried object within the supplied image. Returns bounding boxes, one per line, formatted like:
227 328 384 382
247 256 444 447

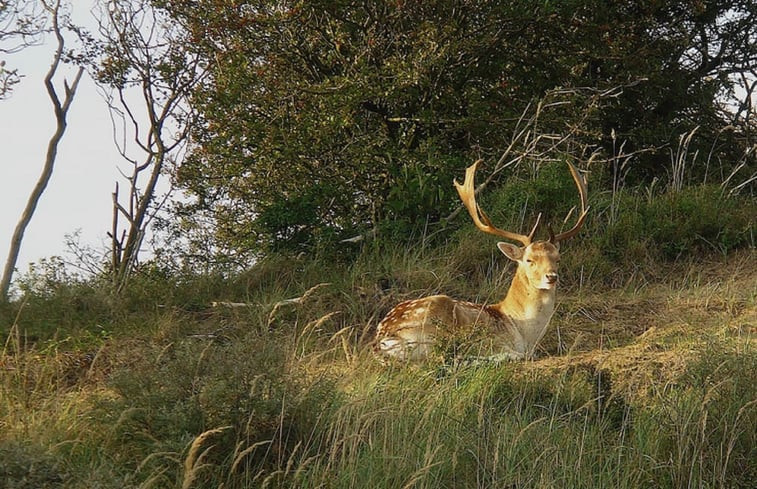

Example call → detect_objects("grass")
0 184 755 488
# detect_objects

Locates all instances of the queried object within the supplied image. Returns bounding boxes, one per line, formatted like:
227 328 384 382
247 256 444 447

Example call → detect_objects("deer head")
453 160 589 291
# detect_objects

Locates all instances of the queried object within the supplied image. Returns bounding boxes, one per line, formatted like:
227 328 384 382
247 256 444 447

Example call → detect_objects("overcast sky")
1 4 127 282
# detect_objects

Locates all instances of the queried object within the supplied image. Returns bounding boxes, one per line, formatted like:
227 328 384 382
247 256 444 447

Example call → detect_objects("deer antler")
551 161 590 243
454 160 538 247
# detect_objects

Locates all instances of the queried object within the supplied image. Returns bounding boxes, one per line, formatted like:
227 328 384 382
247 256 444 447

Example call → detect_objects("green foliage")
0 441 65 489
606 185 754 259
254 182 350 252
481 161 589 236
163 0 755 254
383 157 460 232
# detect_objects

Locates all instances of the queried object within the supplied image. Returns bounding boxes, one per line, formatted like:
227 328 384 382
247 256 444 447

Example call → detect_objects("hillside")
1 238 755 488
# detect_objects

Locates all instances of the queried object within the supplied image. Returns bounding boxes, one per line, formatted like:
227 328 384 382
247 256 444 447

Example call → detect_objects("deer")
374 160 588 362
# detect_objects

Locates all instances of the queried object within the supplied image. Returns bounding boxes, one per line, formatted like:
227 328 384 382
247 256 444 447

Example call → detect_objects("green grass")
1 184 755 488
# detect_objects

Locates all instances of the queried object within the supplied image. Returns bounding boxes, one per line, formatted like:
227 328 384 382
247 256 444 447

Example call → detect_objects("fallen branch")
340 227 378 244
211 301 255 308
268 283 332 327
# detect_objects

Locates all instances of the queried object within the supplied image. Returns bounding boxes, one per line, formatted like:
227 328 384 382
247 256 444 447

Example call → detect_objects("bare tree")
91 0 207 291
0 0 83 301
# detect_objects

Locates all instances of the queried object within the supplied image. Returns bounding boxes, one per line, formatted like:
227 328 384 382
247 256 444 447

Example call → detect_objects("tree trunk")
0 3 84 301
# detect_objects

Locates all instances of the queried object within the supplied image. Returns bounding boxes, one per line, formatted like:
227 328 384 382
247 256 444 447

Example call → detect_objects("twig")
211 301 255 308
268 283 332 327
340 227 377 244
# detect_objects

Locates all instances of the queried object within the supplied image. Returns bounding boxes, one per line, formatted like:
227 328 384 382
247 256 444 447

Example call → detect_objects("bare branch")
88 0 209 291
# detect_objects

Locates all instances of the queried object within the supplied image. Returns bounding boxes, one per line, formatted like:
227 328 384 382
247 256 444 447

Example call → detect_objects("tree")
591 0 757 177
163 0 755 256
90 0 208 290
0 0 47 99
0 0 83 301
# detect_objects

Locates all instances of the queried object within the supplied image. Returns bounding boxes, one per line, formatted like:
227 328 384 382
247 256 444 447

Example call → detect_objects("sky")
0 3 134 283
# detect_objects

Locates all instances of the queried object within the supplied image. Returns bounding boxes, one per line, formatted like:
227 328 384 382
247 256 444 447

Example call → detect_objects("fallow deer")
375 160 588 362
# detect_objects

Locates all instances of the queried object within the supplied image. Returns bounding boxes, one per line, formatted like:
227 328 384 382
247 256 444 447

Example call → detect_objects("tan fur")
375 241 560 361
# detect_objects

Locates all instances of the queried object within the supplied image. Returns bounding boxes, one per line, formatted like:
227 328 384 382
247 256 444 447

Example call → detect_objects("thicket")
158 0 756 257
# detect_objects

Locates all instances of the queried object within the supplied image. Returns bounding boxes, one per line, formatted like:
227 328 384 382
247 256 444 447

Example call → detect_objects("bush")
596 184 754 261
483 161 584 239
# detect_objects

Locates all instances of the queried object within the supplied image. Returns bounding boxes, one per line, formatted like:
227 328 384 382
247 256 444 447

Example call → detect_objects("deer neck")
497 266 556 325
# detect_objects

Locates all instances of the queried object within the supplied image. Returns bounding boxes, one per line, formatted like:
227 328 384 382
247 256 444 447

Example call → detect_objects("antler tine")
551 161 590 243
454 160 533 247
527 213 542 242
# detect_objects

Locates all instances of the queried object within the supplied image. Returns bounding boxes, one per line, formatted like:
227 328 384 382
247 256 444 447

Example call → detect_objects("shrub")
483 161 584 238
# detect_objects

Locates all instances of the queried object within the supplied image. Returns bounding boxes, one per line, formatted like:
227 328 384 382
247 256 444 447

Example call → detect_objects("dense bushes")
597 185 754 260
169 0 755 254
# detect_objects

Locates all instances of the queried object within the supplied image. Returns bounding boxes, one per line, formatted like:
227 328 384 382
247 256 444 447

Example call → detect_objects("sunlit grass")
1 218 755 488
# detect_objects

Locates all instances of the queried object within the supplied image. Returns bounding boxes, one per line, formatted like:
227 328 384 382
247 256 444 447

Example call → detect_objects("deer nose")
546 273 559 284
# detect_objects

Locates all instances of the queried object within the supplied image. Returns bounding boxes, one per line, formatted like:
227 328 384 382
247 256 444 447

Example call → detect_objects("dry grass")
533 249 756 398
1 246 755 488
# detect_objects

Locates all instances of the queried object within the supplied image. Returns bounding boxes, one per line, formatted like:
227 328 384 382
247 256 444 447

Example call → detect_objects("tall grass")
89 341 752 489
1 179 755 488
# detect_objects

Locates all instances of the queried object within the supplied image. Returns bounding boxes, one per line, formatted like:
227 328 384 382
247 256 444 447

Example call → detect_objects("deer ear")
497 242 523 261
